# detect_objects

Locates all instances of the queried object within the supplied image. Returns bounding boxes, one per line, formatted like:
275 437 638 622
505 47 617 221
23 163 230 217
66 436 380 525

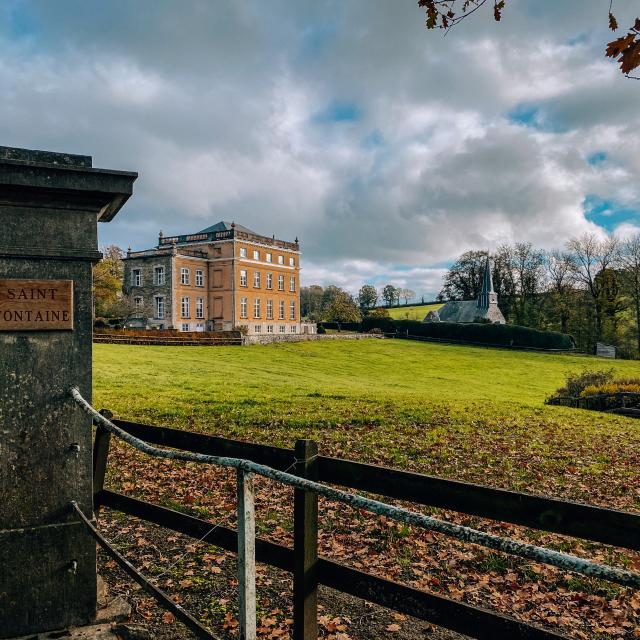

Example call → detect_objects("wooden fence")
93 417 640 640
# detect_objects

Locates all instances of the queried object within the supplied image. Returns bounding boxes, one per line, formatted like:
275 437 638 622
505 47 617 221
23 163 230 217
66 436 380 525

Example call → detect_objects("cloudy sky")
1 1 639 299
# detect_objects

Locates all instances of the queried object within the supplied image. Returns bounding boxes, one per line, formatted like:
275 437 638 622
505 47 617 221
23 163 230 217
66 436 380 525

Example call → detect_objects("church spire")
477 256 497 308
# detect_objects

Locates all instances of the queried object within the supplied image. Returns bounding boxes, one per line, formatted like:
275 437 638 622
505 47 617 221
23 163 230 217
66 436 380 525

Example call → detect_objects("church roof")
198 221 258 235
427 301 484 323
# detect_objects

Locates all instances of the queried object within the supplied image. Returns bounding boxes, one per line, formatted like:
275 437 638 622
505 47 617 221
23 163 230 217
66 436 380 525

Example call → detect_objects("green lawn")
385 303 443 320
94 339 640 506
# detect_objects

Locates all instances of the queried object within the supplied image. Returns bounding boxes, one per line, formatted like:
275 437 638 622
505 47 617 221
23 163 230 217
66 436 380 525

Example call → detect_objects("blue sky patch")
313 101 362 124
583 195 639 232
587 151 607 166
507 102 567 133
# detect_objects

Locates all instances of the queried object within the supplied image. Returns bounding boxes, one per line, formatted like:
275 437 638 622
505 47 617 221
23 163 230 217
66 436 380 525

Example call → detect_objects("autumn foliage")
418 0 640 78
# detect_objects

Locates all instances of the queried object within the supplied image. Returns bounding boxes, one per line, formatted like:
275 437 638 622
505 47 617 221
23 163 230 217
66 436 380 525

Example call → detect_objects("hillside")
384 302 443 321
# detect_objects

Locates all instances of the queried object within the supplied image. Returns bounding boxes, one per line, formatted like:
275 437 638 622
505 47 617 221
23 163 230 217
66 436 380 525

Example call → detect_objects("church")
424 258 506 324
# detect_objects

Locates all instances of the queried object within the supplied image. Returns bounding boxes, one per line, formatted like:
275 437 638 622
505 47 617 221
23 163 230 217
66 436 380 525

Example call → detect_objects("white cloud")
0 0 638 296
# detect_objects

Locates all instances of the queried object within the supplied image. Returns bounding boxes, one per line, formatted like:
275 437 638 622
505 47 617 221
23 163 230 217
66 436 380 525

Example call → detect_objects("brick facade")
123 222 301 333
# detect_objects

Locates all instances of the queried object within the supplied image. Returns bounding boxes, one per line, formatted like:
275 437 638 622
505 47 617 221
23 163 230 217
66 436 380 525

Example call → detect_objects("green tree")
357 284 378 310
619 234 640 355
301 284 325 320
323 290 362 323
382 284 398 306
93 245 125 317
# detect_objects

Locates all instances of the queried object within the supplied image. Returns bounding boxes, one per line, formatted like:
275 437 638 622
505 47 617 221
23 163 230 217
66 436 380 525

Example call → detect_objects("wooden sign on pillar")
0 146 137 638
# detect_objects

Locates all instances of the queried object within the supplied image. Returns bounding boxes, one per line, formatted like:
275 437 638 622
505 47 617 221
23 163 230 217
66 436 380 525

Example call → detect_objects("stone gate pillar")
0 146 137 637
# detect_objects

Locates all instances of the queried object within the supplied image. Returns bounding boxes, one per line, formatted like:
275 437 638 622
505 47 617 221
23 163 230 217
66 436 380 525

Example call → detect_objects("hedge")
360 318 575 350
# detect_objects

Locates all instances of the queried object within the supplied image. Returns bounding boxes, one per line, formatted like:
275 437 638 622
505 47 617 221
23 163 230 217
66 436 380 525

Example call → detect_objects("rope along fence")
70 386 640 639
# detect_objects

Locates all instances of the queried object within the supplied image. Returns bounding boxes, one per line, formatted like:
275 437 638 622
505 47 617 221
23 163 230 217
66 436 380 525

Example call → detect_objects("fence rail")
72 393 640 640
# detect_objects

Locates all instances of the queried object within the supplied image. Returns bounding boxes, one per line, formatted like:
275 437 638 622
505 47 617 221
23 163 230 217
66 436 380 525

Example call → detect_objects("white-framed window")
254 325 261 333
134 296 143 307
155 296 165 319
290 300 296 320
253 271 260 288
279 300 285 320
279 325 286 334
290 325 297 333
266 273 273 289
181 296 190 318
253 298 261 318
240 247 247 258
196 297 204 319
278 255 284 265
181 267 190 285
196 323 204 332
267 325 274 333
266 252 272 263
196 269 204 287
154 266 165 286
240 297 248 318
132 269 142 287
181 323 190 332
253 249 259 260
240 269 248 287
289 257 295 267
278 274 284 291
266 299 273 319
289 276 296 292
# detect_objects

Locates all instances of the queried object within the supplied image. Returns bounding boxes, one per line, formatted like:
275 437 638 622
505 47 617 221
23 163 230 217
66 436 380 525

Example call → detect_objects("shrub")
368 327 383 335
556 369 615 397
581 381 640 397
233 325 249 335
360 317 575 350
316 325 326 334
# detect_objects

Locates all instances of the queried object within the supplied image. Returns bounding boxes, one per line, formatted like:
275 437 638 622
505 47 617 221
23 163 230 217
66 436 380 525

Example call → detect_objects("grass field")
384 303 443 320
94 339 640 503
94 339 640 638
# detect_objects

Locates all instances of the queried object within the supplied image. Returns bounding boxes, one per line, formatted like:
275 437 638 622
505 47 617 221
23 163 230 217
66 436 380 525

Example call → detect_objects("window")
266 299 273 320
254 325 262 333
132 269 142 287
266 273 273 289
278 255 284 265
266 252 272 263
181 268 189 285
253 249 259 260
278 274 284 291
181 296 190 318
279 325 286 334
196 297 204 319
290 300 296 320
240 269 248 287
253 271 260 288
240 247 247 258
154 266 165 286
267 325 274 333
290 325 297 333
196 269 204 287
289 276 296 292
155 296 165 319
181 323 190 332
134 296 143 307
253 298 261 318
289 257 295 267
240 297 248 318
278 300 285 320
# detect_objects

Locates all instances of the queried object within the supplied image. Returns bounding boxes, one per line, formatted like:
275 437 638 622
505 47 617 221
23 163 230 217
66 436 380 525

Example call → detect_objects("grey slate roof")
198 221 258 235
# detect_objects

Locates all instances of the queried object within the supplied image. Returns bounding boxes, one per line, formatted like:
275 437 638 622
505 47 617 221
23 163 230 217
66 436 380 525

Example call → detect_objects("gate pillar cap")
0 145 138 222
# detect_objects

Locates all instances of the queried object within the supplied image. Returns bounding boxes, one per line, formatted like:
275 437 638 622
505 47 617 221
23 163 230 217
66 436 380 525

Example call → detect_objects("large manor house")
123 221 301 334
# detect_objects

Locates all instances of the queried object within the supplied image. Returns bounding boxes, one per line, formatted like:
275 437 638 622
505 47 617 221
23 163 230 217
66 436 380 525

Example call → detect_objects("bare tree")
566 233 619 342
545 250 575 334
619 234 640 354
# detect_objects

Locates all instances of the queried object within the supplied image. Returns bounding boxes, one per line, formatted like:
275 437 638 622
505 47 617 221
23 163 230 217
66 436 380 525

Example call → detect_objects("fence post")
237 469 257 640
293 439 319 640
92 409 113 513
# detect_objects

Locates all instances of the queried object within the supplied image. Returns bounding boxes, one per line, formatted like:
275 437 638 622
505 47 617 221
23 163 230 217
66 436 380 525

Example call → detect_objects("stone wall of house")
243 333 382 345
